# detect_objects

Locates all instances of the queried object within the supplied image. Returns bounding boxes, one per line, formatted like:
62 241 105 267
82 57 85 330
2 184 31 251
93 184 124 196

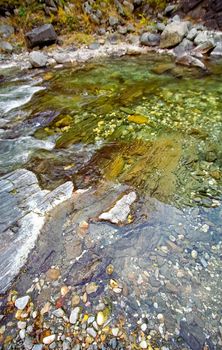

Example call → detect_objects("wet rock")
25 24 57 49
175 53 206 70
180 320 214 350
193 41 215 54
0 41 13 53
29 51 48 68
46 268 60 281
174 38 194 56
32 345 43 350
140 32 160 46
187 28 198 41
99 191 136 224
160 22 189 48
86 282 98 294
43 335 56 345
0 169 73 293
211 42 222 56
15 296 30 310
0 24 14 38
69 307 80 324
53 52 71 64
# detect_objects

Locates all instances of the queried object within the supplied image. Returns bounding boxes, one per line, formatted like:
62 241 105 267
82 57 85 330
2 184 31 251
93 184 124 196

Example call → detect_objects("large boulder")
0 169 73 293
0 41 13 53
25 24 57 49
160 21 189 48
0 24 14 38
140 32 160 46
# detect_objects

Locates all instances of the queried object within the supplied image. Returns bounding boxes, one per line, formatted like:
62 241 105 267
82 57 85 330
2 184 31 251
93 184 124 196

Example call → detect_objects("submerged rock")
175 53 206 70
0 169 73 293
99 191 136 224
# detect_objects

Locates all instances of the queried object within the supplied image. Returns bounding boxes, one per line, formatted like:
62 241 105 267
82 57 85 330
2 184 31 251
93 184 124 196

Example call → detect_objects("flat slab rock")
0 169 73 293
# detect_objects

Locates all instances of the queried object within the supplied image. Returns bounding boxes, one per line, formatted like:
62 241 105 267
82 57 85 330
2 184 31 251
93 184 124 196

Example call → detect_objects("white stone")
15 296 30 310
43 334 56 345
29 51 48 68
69 307 80 324
18 321 27 329
87 327 97 338
191 250 198 259
19 329 26 339
32 345 43 350
141 323 147 332
140 340 147 349
99 192 136 224
112 327 119 336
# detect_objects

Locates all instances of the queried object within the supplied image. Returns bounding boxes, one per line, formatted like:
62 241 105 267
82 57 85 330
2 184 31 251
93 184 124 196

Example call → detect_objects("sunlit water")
0 55 222 348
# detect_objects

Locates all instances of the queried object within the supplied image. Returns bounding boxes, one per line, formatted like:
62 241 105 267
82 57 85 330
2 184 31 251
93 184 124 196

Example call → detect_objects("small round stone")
140 340 147 349
43 334 56 345
15 296 30 310
191 250 198 259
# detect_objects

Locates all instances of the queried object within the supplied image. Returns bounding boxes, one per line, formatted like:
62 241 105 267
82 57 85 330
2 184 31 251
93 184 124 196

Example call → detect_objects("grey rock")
88 42 100 50
174 38 194 56
32 345 43 350
25 24 57 49
52 308 65 318
29 51 48 68
127 23 135 32
62 340 71 350
194 31 210 45
114 0 125 16
118 25 128 35
15 296 30 310
123 1 134 13
89 13 100 25
0 169 73 293
109 16 119 27
180 321 214 350
175 53 206 70
23 336 33 350
0 24 14 38
160 22 189 48
0 41 13 53
98 28 106 35
156 22 165 32
172 14 181 22
140 32 160 46
211 42 222 56
53 52 71 64
164 4 176 16
192 41 215 54
187 28 198 41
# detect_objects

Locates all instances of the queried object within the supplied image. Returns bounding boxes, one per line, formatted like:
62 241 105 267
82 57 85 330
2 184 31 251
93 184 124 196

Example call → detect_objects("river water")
0 55 222 349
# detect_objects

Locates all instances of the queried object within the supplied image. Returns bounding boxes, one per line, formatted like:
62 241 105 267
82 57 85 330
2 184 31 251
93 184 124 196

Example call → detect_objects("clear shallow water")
0 55 222 349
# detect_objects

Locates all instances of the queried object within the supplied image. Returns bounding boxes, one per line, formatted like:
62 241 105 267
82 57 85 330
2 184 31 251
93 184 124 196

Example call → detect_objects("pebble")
86 282 98 294
61 285 69 296
19 329 26 339
46 268 60 281
15 295 30 310
18 321 27 329
0 325 5 334
52 308 65 318
69 307 80 324
191 250 198 259
106 264 114 275
71 294 80 306
157 313 164 323
97 311 106 326
43 334 56 345
111 327 119 336
141 323 147 332
32 345 43 350
140 340 147 349
87 327 97 338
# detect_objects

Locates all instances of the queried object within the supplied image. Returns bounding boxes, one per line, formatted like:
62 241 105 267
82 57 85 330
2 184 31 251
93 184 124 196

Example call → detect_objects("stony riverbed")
0 54 221 350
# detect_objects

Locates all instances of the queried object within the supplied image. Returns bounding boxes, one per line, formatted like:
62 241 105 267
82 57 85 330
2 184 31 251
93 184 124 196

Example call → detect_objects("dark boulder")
180 320 215 350
25 24 57 49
